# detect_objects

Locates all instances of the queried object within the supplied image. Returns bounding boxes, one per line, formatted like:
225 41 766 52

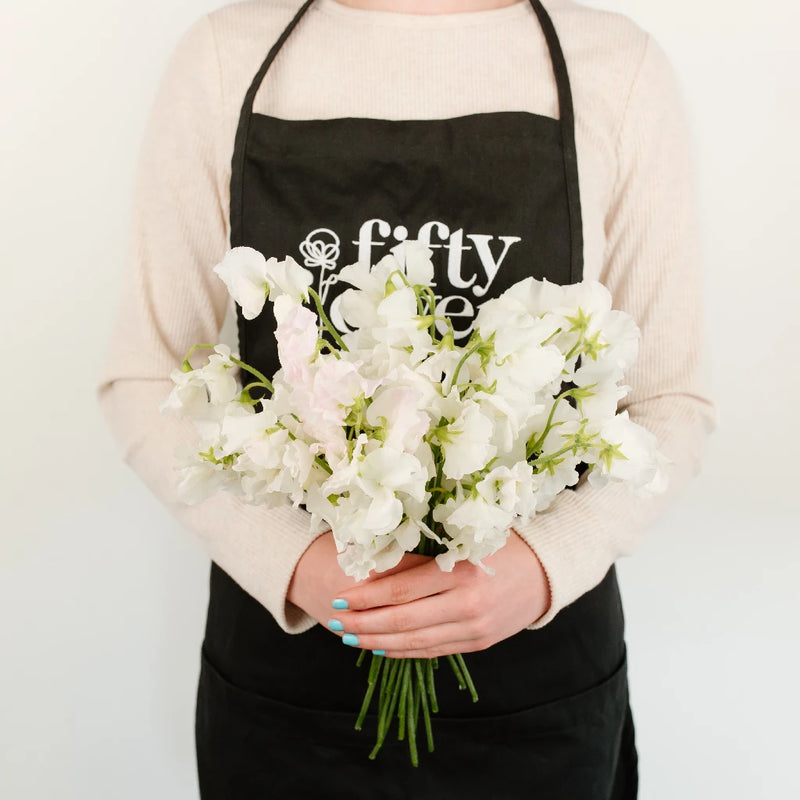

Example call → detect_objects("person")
98 0 716 796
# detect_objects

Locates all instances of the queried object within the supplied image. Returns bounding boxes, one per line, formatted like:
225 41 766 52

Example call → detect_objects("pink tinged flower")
275 302 319 386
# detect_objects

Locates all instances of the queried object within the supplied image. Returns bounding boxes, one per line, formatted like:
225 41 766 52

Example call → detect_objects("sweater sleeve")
97 14 325 634
514 34 717 629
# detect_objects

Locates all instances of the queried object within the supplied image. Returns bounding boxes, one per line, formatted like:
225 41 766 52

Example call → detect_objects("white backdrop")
1 0 798 797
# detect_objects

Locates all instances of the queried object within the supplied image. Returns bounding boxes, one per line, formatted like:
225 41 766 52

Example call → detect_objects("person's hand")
286 530 430 628
325 529 551 658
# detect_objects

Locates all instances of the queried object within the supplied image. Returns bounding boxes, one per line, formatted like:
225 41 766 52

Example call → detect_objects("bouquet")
162 240 667 765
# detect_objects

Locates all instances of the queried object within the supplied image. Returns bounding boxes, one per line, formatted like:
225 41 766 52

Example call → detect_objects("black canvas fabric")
196 1 637 796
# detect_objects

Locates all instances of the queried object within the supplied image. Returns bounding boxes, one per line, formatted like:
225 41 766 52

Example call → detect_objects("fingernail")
372 650 386 656
327 619 344 632
332 598 349 610
342 633 359 647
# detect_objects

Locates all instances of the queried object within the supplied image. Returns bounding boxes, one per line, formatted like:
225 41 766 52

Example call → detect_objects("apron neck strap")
528 0 583 282
231 0 583 282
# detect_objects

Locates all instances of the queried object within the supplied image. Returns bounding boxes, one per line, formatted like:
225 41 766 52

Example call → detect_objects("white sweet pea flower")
359 447 429 504
476 462 537 519
213 247 271 320
349 286 433 359
338 254 399 297
389 240 435 286
161 345 240 419
484 333 564 404
338 286 380 331
439 400 497 480
528 405 585 510
413 344 463 386
265 254 314 303
497 276 567 319
161 369 212 419
365 385 431 453
175 455 242 506
432 490 514 572
213 247 313 320
472 391 540 460
571 309 640 386
199 345 240 405
560 280 613 320
337 517 424 580
216 405 274 456
586 411 670 496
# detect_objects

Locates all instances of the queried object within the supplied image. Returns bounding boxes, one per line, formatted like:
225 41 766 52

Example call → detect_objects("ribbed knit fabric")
98 0 716 633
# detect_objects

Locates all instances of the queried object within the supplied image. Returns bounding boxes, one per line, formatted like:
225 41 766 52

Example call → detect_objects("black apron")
196 2 638 797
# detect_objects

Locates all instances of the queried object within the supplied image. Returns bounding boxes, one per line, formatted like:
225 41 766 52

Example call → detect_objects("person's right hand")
286 531 430 632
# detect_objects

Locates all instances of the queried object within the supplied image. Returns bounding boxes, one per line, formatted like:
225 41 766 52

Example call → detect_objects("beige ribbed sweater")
98 0 716 634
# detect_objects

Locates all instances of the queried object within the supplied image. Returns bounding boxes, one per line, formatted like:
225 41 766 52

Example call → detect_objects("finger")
383 638 494 659
336 621 492 659
328 589 468 636
335 558 458 611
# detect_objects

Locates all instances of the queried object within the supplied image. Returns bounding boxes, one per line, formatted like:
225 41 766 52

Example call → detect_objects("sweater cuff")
202 496 327 634
511 484 620 630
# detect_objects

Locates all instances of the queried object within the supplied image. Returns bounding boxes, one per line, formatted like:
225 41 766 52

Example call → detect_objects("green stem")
449 336 484 390
407 665 419 767
540 325 563 346
397 660 410 741
230 356 273 392
308 288 349 352
415 659 435 754
314 455 333 475
181 343 216 371
355 653 383 731
564 336 585 363
455 653 478 703
378 658 401 738
426 658 439 713
527 389 575 458
370 659 403 760
446 654 466 690
534 431 598 473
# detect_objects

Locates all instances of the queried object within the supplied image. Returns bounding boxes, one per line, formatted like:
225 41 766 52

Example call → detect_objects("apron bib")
196 2 638 797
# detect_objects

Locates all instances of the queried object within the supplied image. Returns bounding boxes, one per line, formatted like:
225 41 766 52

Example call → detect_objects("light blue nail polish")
327 619 344 632
372 650 386 656
332 598 349 610
342 633 359 647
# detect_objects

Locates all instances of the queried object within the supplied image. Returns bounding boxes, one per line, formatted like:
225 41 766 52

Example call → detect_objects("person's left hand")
327 528 551 658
